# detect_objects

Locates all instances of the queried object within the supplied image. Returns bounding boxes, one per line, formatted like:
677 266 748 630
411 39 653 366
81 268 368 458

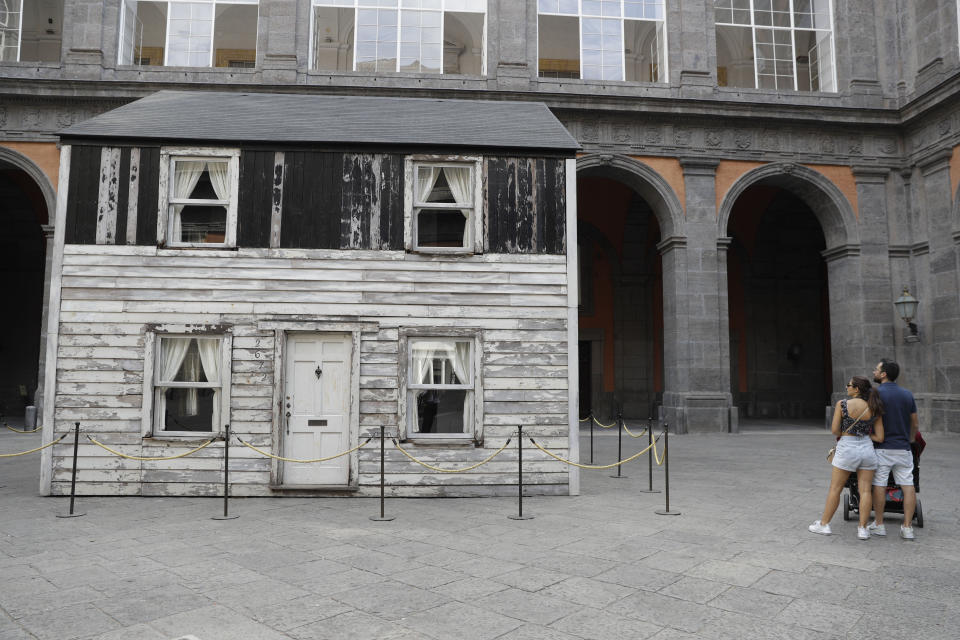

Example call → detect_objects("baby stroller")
843 434 924 527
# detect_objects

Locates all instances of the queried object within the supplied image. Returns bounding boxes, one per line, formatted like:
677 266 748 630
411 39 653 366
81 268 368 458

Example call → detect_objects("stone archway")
575 154 684 422
718 163 863 420
0 147 57 421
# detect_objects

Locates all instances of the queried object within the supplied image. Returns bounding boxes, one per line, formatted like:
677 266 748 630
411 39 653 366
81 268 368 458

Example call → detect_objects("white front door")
283 332 352 486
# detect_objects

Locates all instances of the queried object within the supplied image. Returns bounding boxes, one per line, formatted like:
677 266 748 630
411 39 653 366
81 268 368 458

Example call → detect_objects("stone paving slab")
2 425 960 639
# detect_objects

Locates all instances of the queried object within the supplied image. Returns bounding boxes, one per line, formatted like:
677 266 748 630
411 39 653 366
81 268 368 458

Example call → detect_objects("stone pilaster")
673 0 714 96
260 0 300 83
34 224 56 419
821 244 864 403
836 0 884 105
493 0 531 90
62 0 105 74
852 167 895 357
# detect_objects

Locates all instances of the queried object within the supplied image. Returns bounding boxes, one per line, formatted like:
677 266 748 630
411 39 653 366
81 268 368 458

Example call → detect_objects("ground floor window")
150 334 230 436
405 333 479 439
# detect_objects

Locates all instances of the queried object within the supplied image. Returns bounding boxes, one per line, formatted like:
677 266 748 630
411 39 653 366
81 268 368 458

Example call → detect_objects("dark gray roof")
59 91 580 153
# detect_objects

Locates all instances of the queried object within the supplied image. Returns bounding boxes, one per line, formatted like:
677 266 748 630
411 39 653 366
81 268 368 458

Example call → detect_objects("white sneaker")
857 527 870 540
808 520 832 535
867 522 886 537
900 525 916 540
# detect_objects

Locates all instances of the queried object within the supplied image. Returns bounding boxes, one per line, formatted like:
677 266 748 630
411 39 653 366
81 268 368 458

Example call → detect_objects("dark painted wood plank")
549 158 566 255
237 150 272 247
64 145 100 245
136 147 160 246
515 157 534 253
380 154 404 250
281 151 342 249
341 154 374 249
114 148 130 245
485 157 506 252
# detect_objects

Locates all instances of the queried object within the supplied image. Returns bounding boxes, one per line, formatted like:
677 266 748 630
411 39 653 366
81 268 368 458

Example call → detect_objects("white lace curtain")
160 337 219 417
410 341 471 433
171 160 229 242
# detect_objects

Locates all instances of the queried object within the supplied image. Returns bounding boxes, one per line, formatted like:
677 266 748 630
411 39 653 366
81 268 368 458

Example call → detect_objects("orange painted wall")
0 141 60 192
951 145 960 204
629 155 686 213
803 164 858 218
715 160 766 214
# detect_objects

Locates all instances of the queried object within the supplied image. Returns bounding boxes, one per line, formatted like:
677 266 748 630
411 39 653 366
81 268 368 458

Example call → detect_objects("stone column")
672 0 714 96
659 159 732 433
917 150 960 430
658 235 690 433
835 0 884 105
34 224 56 419
62 0 105 74
493 0 530 90
821 245 865 402
261 0 300 83
852 167 895 358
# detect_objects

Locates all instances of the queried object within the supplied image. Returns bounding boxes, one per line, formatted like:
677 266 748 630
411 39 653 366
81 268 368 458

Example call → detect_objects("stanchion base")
655 509 681 516
507 514 535 520
637 489 661 493
609 474 629 479
211 515 240 520
370 516 395 521
56 512 85 518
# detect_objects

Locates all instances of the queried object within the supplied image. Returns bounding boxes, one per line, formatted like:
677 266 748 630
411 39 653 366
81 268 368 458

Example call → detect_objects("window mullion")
209 0 217 68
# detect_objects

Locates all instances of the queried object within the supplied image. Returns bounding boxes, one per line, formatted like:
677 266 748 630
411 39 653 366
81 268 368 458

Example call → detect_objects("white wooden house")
40 91 581 497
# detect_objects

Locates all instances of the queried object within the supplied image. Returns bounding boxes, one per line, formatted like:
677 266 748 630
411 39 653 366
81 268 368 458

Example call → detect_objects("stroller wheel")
915 499 923 528
843 493 851 521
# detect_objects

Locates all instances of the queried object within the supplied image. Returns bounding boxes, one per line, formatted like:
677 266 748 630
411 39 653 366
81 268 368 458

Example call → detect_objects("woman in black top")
809 376 884 539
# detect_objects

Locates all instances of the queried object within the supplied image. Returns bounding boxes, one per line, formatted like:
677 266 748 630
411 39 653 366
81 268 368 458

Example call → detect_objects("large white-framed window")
401 330 482 440
537 0 667 82
143 331 232 438
311 0 486 75
118 0 259 68
158 147 240 248
715 0 836 92
0 0 64 62
404 155 483 254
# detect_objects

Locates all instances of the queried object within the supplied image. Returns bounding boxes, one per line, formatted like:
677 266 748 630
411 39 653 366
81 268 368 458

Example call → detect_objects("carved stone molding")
821 244 862 263
851 166 891 183
656 235 688 254
917 149 953 175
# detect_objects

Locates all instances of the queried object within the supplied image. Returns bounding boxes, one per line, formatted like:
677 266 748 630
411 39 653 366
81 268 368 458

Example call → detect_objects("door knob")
315 366 322 379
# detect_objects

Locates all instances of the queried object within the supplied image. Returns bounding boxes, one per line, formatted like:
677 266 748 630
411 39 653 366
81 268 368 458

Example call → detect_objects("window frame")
117 0 260 68
399 327 483 442
142 329 233 440
309 0 488 76
714 0 837 92
536 0 669 83
157 147 240 249
0 0 24 62
403 155 483 254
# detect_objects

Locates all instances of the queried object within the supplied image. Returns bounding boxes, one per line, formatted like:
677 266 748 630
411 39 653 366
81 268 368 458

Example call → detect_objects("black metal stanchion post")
508 426 533 520
638 415 660 493
212 424 239 520
57 422 85 518
589 411 594 464
370 426 394 521
655 421 680 515
610 411 627 479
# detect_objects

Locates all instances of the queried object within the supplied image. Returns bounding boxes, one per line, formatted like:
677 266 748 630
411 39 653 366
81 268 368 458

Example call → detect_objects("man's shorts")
832 436 877 472
874 449 914 486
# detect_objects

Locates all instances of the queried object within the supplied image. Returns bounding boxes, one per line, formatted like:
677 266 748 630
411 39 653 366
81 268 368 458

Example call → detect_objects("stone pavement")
2 420 960 640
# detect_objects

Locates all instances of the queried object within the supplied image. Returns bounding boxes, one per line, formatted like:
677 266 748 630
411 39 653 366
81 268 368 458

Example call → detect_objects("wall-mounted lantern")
893 286 920 343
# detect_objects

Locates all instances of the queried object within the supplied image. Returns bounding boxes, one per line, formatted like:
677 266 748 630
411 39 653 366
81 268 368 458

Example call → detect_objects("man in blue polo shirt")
869 359 919 540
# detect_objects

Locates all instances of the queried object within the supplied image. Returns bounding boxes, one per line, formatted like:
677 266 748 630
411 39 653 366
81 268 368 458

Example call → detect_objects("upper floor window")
118 0 259 67
537 0 667 82
404 157 482 253
0 0 64 63
158 148 240 248
716 0 836 92
311 0 486 75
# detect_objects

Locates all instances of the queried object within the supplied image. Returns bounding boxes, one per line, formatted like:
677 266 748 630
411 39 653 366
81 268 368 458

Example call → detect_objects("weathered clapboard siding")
50 246 572 497
487 157 566 254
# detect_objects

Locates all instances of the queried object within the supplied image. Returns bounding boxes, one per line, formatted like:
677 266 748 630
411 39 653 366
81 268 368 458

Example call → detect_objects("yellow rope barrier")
529 437 655 470
579 416 591 422
86 436 215 461
592 416 619 428
5 423 42 434
0 434 68 457
651 431 665 466
620 422 648 439
392 438 512 473
237 436 371 463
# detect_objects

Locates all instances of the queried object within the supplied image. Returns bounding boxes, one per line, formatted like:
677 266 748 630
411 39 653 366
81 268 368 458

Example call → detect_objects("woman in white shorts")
809 376 884 540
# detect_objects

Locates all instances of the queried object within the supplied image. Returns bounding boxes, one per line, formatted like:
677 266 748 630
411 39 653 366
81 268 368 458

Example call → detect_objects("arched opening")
726 185 831 424
0 160 48 419
576 174 664 421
